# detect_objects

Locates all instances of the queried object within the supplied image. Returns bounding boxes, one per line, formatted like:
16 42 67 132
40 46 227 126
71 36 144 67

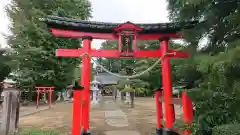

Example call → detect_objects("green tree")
187 47 240 134
0 49 11 95
168 0 240 133
167 0 240 54
6 0 91 92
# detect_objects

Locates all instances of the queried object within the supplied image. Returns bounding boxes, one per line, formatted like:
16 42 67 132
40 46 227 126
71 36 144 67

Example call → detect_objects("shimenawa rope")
78 52 175 79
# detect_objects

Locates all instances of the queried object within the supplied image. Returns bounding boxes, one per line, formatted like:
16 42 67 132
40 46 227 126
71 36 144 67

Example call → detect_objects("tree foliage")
168 0 240 133
168 0 240 53
0 49 11 95
0 50 11 82
6 0 91 91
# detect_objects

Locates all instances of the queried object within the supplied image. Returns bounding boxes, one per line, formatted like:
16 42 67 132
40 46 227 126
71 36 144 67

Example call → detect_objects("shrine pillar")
72 36 92 135
81 36 92 132
160 38 175 130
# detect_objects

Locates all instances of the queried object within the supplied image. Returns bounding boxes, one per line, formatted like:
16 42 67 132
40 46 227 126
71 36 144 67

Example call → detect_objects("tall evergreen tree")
6 0 91 91
0 49 11 95
167 0 240 54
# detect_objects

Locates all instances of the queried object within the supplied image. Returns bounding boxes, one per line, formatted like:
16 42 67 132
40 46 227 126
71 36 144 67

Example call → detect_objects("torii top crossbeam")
41 16 200 59
42 16 198 40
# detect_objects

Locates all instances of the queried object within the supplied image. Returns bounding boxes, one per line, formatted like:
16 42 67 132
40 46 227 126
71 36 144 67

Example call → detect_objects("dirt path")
19 97 183 135
118 97 183 135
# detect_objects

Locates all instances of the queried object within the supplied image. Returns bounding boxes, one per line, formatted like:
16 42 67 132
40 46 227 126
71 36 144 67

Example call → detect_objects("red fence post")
155 89 164 133
160 39 175 129
182 91 193 134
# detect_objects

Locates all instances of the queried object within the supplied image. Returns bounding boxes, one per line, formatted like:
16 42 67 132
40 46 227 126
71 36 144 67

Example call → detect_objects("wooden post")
0 90 20 135
130 92 134 108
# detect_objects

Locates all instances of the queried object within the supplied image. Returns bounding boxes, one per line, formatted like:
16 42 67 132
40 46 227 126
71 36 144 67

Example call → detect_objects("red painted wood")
160 40 175 128
35 86 55 89
155 90 164 128
113 23 143 32
72 90 83 135
91 49 163 58
50 28 117 39
50 25 190 135
35 86 55 109
56 49 85 57
50 28 181 40
182 91 193 134
56 49 189 58
81 38 91 131
72 38 92 135
182 91 193 123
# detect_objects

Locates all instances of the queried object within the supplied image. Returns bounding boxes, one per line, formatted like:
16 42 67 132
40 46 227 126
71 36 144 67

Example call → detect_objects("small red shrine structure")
42 16 199 135
35 86 55 108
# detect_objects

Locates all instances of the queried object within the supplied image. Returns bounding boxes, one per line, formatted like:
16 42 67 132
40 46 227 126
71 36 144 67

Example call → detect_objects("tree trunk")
0 82 3 103
121 92 124 101
114 88 117 101
125 92 131 104
27 90 33 102
130 92 134 108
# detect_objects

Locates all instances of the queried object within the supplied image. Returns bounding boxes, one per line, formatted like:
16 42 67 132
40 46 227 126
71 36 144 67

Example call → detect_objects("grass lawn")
17 129 59 135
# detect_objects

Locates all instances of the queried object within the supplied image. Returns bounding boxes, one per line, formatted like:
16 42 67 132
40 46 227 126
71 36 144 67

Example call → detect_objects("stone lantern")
90 78 101 104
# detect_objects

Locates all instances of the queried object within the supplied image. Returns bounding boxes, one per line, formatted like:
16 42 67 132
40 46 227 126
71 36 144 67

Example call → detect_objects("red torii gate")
42 16 198 135
35 86 55 108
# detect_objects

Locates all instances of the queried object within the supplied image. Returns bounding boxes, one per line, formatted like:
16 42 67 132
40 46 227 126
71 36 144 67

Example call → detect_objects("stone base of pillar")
156 128 180 135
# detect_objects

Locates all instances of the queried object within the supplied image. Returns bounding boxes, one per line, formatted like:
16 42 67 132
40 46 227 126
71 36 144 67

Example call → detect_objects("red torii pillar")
70 36 93 135
161 39 175 129
81 36 92 132
182 91 193 135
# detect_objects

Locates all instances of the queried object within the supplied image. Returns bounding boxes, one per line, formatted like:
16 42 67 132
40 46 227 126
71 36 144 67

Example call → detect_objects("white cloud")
89 0 169 23
0 0 169 48
89 0 169 48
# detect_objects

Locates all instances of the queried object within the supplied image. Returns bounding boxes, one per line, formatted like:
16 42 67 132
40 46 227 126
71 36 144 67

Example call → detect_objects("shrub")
213 124 240 135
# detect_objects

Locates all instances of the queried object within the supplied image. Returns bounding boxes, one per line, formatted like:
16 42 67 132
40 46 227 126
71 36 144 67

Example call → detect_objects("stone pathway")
102 97 141 135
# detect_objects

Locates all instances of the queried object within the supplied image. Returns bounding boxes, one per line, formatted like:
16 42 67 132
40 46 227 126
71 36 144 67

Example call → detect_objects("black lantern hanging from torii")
114 22 143 57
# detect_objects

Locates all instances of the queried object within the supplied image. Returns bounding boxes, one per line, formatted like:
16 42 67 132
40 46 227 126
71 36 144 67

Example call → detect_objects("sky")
0 0 170 49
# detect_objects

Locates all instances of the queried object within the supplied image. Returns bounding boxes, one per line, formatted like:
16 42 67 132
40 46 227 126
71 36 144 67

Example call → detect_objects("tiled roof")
95 73 120 85
41 16 201 34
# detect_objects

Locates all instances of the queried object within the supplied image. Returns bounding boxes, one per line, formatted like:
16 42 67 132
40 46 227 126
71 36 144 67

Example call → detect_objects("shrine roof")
95 73 120 85
41 16 200 34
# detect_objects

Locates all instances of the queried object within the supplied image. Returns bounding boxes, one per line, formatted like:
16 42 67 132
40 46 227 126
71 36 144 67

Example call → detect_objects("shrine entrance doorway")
95 72 119 97
101 86 112 96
